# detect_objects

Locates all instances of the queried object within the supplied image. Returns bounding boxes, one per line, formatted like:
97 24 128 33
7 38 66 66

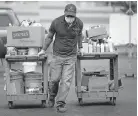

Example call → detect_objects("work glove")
78 48 84 56
38 49 45 56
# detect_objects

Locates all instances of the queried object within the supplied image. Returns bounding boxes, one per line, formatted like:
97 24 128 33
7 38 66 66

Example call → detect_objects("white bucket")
24 72 43 94
22 62 37 73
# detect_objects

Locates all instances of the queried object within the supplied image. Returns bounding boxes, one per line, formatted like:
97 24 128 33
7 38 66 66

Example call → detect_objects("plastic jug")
104 43 109 52
107 37 114 52
93 42 97 52
97 43 100 52
101 43 104 52
82 42 88 53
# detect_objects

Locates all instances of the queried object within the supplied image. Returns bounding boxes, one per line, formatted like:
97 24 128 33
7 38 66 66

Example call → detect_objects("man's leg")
56 56 76 112
48 55 63 107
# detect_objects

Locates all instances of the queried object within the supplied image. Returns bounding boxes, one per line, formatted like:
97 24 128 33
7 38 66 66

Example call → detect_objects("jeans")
49 55 77 105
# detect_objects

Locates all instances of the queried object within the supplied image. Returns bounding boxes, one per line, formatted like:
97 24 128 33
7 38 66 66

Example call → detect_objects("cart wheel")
78 98 83 106
41 100 46 108
8 101 14 109
112 97 116 106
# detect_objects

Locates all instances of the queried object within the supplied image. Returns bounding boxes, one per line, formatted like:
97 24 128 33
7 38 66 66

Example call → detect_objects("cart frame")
75 52 119 105
5 55 48 108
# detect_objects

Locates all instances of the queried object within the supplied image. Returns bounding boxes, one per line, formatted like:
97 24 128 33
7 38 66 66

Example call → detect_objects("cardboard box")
81 75 90 86
88 76 109 91
7 26 45 47
87 27 107 38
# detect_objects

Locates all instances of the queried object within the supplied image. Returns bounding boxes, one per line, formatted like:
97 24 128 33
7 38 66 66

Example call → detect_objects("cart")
75 52 119 106
5 55 48 108
5 26 48 108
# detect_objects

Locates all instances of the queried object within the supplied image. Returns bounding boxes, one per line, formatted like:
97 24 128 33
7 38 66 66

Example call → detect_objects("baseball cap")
64 4 77 17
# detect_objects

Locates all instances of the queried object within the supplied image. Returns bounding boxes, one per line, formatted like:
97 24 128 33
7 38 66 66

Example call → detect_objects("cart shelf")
76 52 119 106
7 94 47 101
5 55 47 62
77 52 118 60
77 90 119 98
5 55 48 108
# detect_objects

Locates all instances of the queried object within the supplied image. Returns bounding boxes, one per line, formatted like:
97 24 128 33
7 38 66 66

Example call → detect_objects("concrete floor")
0 55 136 116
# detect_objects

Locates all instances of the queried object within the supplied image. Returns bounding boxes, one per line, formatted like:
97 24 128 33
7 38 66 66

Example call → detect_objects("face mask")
65 16 75 24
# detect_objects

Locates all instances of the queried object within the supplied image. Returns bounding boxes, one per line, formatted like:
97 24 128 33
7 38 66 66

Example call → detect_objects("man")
38 4 83 113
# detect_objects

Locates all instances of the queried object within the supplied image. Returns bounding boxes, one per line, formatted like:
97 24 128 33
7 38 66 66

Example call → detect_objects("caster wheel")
8 101 14 109
112 97 116 106
41 100 46 108
78 98 83 106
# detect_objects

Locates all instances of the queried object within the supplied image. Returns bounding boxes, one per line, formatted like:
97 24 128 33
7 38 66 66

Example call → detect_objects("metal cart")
5 55 48 108
75 52 119 105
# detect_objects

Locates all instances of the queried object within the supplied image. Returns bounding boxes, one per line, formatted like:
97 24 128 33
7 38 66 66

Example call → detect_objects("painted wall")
109 14 137 45
131 14 137 44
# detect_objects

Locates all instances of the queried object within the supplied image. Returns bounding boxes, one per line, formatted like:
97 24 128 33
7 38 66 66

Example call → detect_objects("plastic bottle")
93 42 97 52
97 43 100 53
104 43 109 52
88 41 93 54
91 41 94 52
108 37 114 52
101 43 104 52
82 42 88 53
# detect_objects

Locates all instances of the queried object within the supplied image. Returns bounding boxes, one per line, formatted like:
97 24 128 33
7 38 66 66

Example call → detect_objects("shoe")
48 98 55 108
57 104 67 113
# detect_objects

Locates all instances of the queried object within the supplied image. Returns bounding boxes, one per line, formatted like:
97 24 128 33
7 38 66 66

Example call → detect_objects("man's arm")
42 19 56 51
77 22 83 49
42 32 54 51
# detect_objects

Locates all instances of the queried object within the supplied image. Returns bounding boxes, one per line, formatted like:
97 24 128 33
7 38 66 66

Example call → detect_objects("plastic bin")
24 72 43 94
7 72 24 94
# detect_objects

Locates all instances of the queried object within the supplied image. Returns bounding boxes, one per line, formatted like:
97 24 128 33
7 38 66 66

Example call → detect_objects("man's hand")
38 49 45 56
78 48 84 56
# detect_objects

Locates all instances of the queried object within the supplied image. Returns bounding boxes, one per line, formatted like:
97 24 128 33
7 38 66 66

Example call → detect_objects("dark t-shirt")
49 15 83 57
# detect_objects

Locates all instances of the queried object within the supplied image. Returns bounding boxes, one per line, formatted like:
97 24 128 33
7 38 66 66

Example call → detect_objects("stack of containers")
82 25 114 54
82 37 114 54
22 48 43 94
22 48 38 73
